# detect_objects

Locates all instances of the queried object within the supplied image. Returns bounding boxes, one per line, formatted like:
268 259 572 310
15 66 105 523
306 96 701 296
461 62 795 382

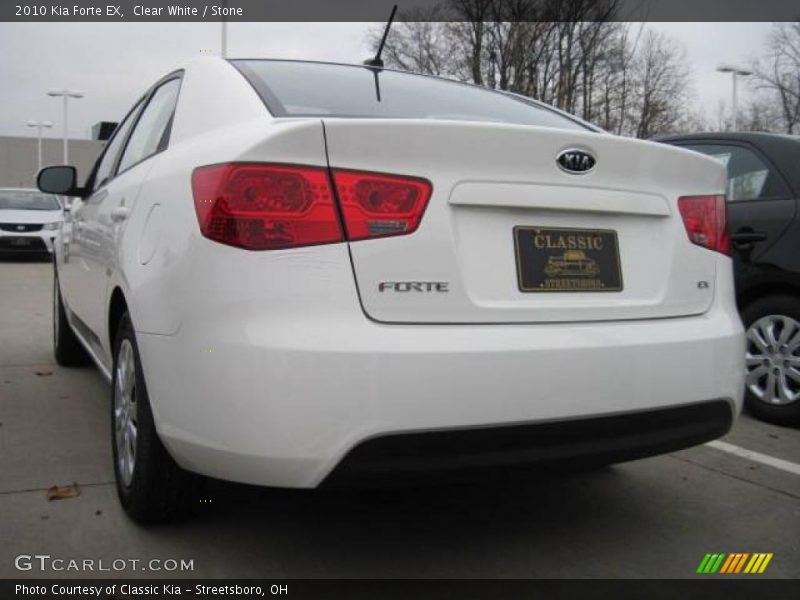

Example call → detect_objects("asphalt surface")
1 259 798 579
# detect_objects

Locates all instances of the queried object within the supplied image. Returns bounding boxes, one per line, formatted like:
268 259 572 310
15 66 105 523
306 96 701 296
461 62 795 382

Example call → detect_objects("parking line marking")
705 440 800 476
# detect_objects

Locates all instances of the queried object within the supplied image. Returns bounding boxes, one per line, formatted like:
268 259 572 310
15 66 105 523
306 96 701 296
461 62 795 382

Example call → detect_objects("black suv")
658 133 800 427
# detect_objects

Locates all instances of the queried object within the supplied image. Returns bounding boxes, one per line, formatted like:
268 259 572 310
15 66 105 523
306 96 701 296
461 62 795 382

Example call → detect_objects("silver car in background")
0 188 63 255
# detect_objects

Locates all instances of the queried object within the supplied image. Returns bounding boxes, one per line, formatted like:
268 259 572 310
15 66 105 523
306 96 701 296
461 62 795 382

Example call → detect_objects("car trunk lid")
324 119 726 324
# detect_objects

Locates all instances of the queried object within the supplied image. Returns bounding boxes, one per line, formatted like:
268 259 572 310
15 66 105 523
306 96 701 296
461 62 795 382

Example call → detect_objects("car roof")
654 131 800 144
654 131 800 197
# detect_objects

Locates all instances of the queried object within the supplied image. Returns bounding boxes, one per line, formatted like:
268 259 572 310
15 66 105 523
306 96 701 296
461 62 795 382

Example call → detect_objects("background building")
92 121 117 141
0 136 104 189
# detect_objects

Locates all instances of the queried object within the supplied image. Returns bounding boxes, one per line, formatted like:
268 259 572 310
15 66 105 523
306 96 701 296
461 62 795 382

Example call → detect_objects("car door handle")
111 207 130 222
730 231 767 245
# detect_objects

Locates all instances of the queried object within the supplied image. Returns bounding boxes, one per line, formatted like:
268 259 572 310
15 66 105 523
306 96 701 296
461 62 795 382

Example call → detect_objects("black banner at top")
1 0 799 22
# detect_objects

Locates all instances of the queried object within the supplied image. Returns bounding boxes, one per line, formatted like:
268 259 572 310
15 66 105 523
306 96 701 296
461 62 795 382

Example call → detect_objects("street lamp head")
48 88 85 98
26 119 53 128
47 88 81 164
716 64 753 76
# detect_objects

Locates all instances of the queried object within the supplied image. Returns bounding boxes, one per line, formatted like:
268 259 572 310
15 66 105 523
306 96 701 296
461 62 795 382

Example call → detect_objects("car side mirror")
37 166 85 197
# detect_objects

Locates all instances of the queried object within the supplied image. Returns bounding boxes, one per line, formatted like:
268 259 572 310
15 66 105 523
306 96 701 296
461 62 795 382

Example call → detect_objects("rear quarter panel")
117 60 333 336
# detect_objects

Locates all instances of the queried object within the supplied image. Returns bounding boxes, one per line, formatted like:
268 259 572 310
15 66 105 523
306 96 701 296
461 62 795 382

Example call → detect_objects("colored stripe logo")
696 553 773 574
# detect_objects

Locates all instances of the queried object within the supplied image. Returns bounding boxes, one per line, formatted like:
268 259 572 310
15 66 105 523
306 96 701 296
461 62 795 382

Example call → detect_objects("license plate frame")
513 225 623 293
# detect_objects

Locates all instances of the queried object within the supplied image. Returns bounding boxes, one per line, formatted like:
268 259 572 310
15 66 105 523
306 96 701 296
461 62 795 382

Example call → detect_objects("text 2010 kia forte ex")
37 57 745 522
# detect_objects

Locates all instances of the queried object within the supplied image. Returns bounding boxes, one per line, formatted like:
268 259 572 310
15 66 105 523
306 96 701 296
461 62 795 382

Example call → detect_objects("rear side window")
682 143 790 202
117 78 181 174
92 100 143 192
232 60 589 131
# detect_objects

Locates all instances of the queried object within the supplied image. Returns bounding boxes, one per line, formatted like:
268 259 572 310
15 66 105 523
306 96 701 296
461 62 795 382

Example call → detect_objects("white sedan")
37 57 745 522
0 188 62 255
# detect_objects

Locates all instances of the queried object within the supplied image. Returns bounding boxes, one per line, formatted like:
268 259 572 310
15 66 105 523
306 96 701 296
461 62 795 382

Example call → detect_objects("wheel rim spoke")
745 353 765 367
747 327 769 353
746 364 768 386
764 370 778 403
777 317 798 345
785 366 800 384
764 320 780 346
778 372 798 403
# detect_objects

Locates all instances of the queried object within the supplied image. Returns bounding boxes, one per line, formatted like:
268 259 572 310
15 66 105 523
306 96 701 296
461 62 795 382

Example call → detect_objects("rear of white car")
44 57 744 521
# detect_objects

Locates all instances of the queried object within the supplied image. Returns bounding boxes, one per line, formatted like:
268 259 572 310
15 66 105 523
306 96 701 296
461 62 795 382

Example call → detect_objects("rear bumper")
137 283 745 488
323 400 733 485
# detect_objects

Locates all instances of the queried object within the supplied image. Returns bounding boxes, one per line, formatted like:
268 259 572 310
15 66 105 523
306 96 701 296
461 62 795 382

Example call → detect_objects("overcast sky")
0 21 775 139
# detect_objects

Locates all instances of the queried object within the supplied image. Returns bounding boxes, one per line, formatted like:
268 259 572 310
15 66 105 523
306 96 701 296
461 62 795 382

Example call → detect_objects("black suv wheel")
742 294 800 427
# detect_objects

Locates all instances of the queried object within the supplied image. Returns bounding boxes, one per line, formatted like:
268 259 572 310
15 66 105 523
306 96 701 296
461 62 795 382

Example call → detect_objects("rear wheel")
53 263 90 367
112 312 204 522
742 295 800 427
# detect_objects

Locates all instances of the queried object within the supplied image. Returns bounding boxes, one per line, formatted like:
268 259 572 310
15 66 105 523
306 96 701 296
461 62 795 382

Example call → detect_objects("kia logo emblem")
556 149 596 174
16 225 25 231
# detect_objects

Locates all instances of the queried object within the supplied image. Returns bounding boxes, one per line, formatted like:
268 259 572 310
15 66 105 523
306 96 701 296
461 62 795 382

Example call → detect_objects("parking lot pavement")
1 260 798 579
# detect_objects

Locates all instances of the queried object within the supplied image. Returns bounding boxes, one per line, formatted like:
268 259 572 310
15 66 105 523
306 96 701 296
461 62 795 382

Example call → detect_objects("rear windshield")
232 60 589 131
0 190 60 210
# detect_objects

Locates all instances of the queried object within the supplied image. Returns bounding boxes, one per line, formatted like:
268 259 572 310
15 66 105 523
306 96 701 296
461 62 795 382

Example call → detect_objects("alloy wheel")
745 314 800 406
114 339 138 486
53 278 59 345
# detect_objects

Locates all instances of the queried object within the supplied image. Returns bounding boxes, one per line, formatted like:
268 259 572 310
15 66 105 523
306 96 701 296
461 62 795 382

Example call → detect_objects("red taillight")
191 164 343 250
331 170 432 241
677 194 730 255
192 163 432 249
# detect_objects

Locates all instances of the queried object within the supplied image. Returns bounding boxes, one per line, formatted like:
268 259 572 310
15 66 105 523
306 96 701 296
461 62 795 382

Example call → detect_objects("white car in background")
37 57 745 523
0 188 63 255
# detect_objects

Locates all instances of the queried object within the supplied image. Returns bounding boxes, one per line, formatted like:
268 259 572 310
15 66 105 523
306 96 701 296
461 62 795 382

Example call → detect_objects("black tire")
111 312 204 523
741 294 800 427
53 263 91 367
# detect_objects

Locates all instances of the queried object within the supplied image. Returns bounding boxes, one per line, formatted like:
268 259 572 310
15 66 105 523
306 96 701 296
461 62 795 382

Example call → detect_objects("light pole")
26 120 53 172
221 0 228 58
716 64 753 131
47 88 84 164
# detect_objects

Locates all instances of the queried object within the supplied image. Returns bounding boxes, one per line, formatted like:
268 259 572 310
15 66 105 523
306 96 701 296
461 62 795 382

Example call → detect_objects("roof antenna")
364 4 398 68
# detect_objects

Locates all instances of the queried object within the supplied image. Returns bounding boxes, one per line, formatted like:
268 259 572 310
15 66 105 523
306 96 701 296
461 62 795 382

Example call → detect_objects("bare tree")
742 95 786 132
369 0 696 138
367 7 453 77
752 22 800 133
627 30 692 138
